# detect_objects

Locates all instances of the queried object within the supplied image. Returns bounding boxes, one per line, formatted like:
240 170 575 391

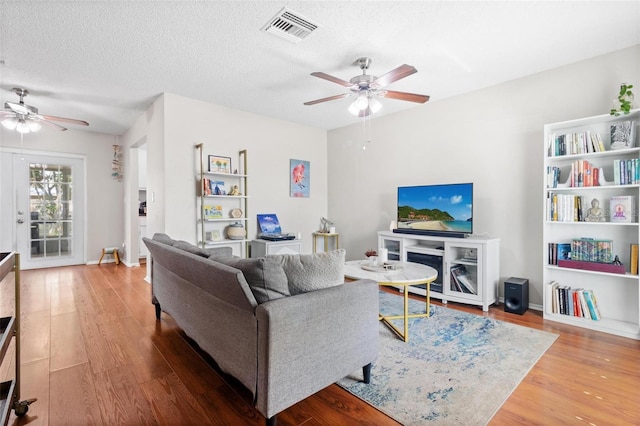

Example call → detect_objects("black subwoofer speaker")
504 277 529 315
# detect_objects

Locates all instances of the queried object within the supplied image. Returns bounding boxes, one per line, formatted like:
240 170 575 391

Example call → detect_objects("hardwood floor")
1 264 639 425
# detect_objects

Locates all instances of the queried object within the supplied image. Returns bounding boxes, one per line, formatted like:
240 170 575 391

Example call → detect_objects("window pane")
45 240 60 256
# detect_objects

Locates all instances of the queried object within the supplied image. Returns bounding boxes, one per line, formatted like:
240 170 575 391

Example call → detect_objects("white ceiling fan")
1 87 89 133
304 57 430 117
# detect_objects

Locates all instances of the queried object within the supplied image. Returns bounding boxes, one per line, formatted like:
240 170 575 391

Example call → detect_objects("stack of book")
548 242 572 265
569 160 600 187
548 281 601 320
546 192 584 222
450 265 477 294
547 131 605 157
613 159 639 185
571 238 613 263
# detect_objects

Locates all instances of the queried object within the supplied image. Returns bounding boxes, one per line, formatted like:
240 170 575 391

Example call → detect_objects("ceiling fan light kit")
1 87 89 133
304 57 429 118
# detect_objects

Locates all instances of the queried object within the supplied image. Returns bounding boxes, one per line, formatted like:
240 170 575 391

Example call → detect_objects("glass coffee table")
344 260 438 342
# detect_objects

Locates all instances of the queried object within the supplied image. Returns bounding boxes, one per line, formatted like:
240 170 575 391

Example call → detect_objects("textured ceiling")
1 1 639 135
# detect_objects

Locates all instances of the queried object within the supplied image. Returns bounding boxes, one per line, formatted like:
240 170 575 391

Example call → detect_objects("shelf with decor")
543 109 640 340
195 144 249 257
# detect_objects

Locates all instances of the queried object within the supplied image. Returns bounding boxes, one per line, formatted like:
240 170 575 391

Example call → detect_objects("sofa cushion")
205 246 233 257
269 249 345 295
212 256 290 303
173 240 212 258
152 233 175 246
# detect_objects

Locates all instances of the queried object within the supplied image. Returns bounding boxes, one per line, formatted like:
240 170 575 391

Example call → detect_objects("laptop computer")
257 214 295 241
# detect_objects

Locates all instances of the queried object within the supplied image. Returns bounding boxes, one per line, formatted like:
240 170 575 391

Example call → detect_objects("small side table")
99 247 120 265
313 232 339 253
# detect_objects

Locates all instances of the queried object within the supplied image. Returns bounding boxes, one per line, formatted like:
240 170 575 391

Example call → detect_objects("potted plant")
610 83 634 116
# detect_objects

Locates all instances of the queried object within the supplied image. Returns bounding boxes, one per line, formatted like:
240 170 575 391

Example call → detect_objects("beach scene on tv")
397 184 473 233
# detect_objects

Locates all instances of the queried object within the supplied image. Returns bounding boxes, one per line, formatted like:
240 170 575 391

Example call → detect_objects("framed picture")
203 204 223 220
208 155 231 174
211 180 226 195
290 159 310 198
206 229 223 241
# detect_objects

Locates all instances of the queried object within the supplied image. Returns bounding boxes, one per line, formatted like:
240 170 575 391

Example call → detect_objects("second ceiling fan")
304 57 430 117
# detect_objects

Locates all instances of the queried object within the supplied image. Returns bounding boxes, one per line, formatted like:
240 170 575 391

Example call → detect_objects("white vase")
226 222 246 240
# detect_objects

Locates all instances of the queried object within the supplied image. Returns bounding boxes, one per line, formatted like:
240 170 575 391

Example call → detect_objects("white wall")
327 45 640 306
0 127 122 263
122 93 327 255
162 93 327 253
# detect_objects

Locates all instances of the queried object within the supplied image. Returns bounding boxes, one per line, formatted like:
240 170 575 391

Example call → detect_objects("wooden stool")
99 247 120 265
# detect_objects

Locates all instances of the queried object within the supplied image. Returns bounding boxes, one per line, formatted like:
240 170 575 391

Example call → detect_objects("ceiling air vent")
262 7 319 43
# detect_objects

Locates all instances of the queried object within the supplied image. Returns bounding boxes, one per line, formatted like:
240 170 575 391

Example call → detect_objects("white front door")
4 152 85 269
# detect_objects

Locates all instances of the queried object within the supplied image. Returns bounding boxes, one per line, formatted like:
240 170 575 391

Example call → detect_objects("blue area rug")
338 291 558 425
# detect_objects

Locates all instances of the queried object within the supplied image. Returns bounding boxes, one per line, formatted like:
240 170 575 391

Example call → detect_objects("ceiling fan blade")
373 64 417 88
381 90 430 104
38 119 68 131
310 72 353 88
42 114 89 126
0 110 17 119
304 93 350 106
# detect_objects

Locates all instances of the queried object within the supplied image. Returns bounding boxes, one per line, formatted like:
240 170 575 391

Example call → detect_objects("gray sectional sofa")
143 234 379 425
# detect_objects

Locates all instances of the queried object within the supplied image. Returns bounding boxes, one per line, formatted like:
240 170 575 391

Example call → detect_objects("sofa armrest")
255 279 379 419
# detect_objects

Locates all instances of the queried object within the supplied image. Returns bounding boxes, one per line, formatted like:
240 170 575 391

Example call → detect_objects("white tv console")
378 231 500 311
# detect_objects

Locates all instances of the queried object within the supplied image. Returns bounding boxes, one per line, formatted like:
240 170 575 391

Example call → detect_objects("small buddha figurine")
584 198 605 222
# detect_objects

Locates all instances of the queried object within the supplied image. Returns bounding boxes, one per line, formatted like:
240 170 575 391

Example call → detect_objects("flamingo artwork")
290 159 310 197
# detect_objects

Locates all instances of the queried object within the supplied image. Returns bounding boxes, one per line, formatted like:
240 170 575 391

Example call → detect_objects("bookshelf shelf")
545 264 638 279
543 110 640 340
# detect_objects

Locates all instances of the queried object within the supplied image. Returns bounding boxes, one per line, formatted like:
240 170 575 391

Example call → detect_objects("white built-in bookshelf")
543 109 640 340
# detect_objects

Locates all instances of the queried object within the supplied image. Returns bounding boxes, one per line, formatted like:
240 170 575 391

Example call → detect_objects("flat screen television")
394 183 473 238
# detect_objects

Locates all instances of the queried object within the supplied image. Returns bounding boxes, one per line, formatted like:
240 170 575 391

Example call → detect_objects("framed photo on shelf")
203 204 223 219
208 155 231 174
206 229 223 241
211 180 226 195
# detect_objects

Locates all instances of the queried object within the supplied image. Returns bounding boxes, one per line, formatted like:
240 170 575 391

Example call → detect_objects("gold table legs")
379 280 432 342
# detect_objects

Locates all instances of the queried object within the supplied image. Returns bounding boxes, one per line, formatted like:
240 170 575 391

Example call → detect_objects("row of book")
546 161 602 188
548 281 601 320
613 158 640 185
546 192 584 222
546 193 636 223
547 131 605 157
569 160 600 187
547 159 640 189
548 242 571 265
450 265 477 294
571 238 613 263
548 239 614 265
